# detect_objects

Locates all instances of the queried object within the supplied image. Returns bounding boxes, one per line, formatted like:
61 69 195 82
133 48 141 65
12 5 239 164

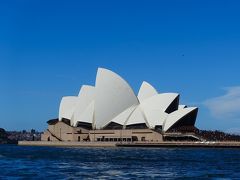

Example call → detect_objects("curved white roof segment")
141 93 179 113
142 108 168 128
72 85 95 126
94 68 139 129
178 105 187 109
111 105 137 125
73 101 95 126
59 96 79 121
138 81 158 102
163 107 198 132
125 106 148 127
78 85 95 99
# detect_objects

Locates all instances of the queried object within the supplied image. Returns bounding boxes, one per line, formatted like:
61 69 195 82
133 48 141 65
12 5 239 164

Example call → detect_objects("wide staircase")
47 129 62 141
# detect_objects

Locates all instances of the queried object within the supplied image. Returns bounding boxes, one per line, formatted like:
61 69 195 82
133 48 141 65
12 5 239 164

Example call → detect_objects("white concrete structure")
72 85 95 126
94 68 139 129
75 101 95 125
163 107 198 132
178 105 187 109
59 96 79 121
138 81 158 102
59 68 198 132
125 106 147 127
110 105 137 126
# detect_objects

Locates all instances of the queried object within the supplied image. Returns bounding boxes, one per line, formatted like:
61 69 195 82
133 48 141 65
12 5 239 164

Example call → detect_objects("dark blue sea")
0 145 240 179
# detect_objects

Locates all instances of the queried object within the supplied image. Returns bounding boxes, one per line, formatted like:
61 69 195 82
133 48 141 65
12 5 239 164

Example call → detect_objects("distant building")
42 68 199 142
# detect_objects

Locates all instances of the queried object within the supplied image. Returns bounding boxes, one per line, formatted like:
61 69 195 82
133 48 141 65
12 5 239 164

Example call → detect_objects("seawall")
116 141 240 148
18 141 116 147
18 141 240 148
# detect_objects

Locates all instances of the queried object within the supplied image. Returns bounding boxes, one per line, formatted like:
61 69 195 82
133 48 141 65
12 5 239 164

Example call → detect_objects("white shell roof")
73 101 95 126
141 93 179 112
163 107 198 132
111 105 137 125
178 105 187 109
138 81 158 102
58 68 198 130
125 106 148 126
94 68 139 129
142 108 168 128
78 85 95 99
59 96 79 121
72 85 95 126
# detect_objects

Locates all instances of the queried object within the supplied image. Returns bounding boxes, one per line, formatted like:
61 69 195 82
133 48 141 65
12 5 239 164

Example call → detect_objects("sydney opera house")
41 68 199 142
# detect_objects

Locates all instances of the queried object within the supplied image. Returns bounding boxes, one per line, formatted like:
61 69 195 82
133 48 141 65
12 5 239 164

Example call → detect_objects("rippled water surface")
0 145 240 179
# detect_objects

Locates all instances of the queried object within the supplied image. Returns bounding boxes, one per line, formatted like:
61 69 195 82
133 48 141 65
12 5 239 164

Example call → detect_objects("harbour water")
0 145 240 179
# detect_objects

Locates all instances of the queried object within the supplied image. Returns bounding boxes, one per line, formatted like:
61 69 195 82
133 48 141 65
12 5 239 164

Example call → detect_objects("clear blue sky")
1 0 240 132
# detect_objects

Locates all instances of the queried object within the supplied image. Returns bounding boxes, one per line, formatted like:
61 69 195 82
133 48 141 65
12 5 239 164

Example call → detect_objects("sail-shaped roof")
163 107 198 132
138 81 158 102
140 93 179 113
110 105 137 125
59 96 79 121
72 85 95 126
94 68 139 129
57 68 198 131
125 106 147 126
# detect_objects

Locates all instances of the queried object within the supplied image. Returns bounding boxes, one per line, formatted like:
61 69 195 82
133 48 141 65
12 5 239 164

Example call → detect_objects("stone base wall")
41 122 163 142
